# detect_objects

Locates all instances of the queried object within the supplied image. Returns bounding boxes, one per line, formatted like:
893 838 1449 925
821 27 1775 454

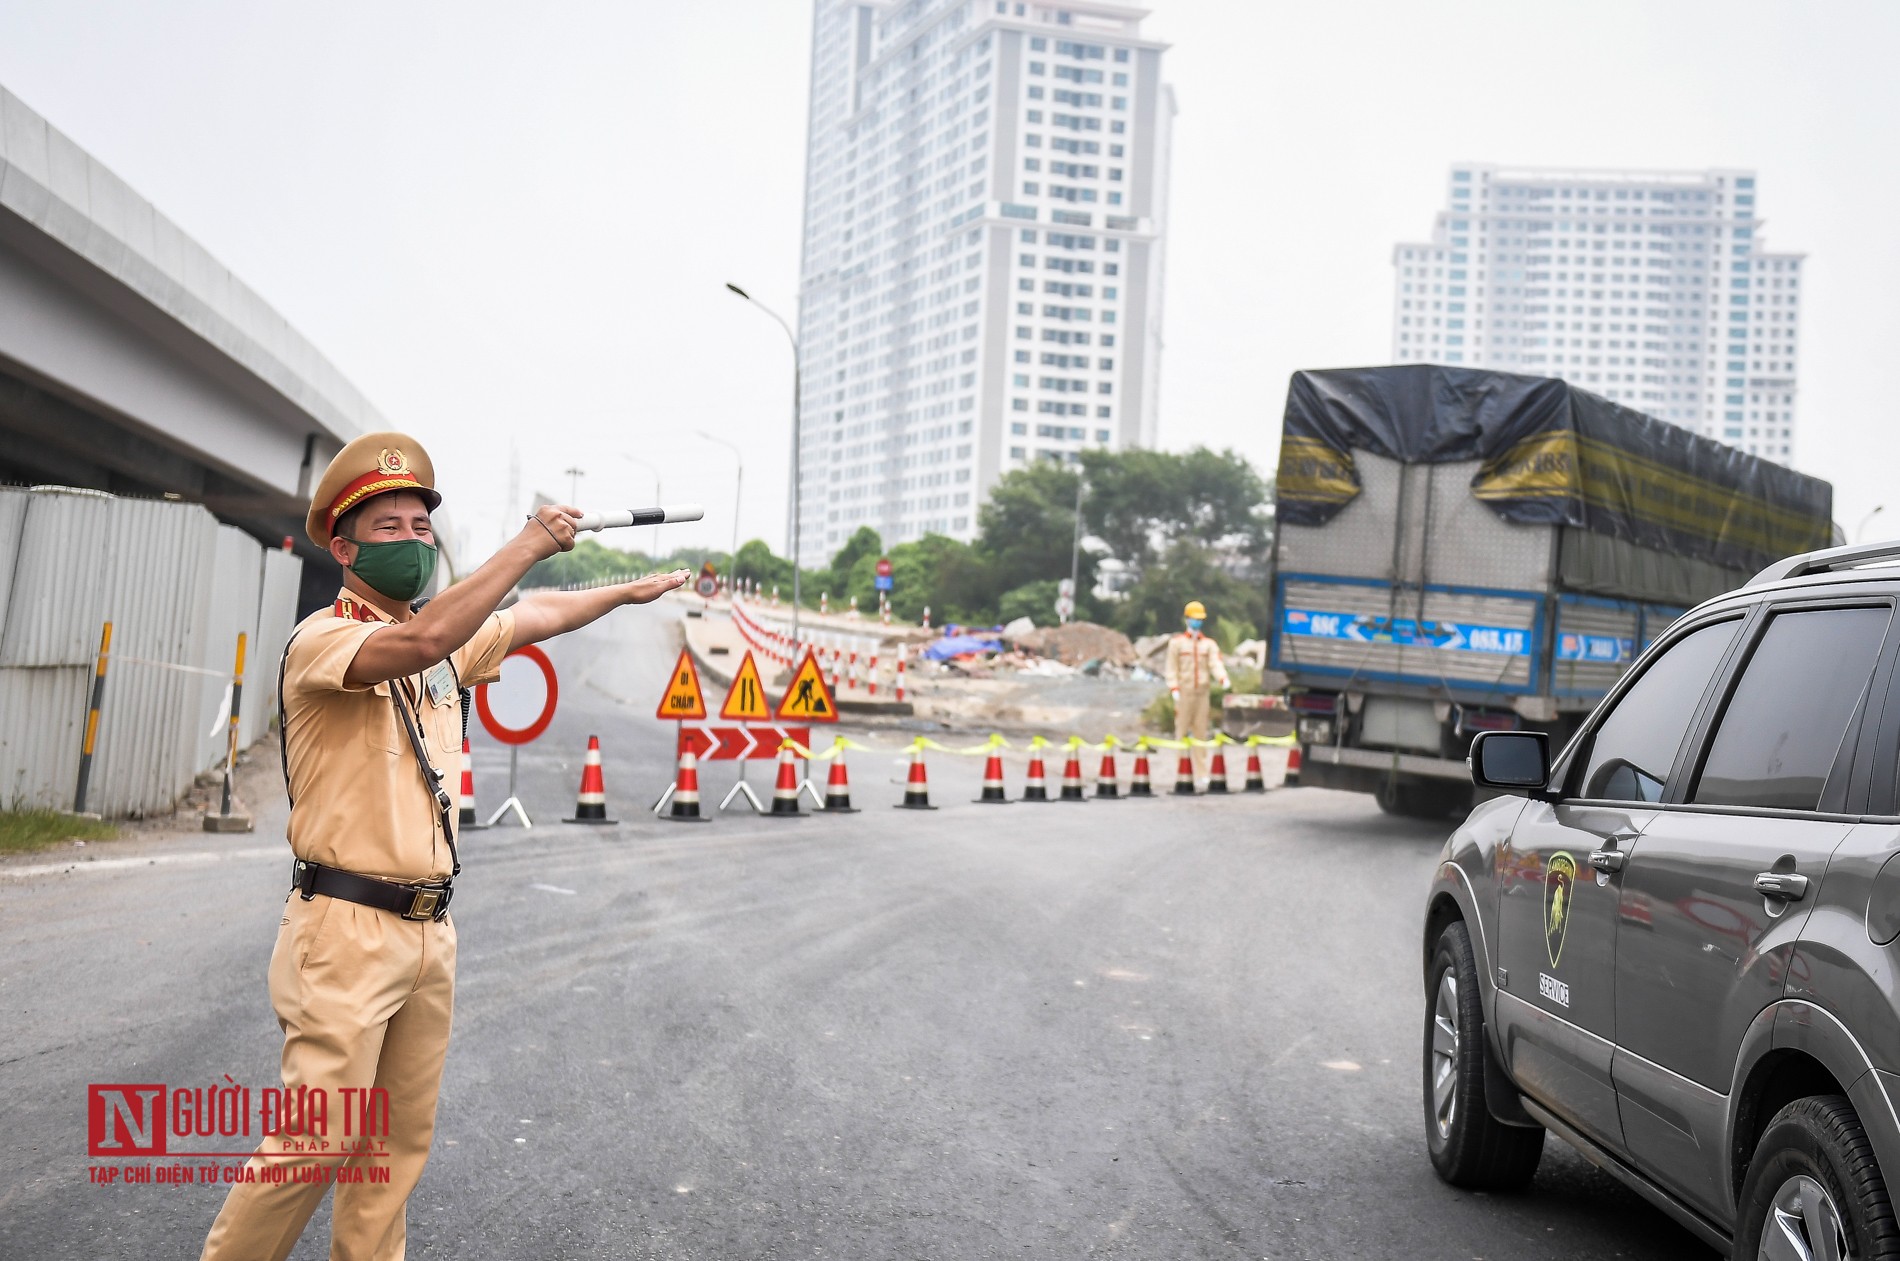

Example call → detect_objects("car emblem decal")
1545 851 1577 968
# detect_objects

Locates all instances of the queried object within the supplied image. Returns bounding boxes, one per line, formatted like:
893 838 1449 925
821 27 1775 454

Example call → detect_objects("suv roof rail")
1749 540 1900 587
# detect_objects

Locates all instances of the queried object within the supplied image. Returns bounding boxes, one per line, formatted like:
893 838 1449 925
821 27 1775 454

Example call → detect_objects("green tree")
1111 538 1270 640
519 537 647 589
1079 446 1271 573
826 526 884 603
973 462 1096 601
732 538 793 593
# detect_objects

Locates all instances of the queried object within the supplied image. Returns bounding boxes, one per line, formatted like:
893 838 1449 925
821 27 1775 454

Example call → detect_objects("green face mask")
343 537 438 603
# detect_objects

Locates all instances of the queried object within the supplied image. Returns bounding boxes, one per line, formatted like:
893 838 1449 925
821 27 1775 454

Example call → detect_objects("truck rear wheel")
1378 778 1471 820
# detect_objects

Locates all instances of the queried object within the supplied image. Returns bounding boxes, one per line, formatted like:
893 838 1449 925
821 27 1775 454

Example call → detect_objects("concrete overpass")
0 85 384 597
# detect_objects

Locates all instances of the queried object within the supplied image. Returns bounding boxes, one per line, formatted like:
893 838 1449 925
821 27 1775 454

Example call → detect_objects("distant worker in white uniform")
1165 600 1230 789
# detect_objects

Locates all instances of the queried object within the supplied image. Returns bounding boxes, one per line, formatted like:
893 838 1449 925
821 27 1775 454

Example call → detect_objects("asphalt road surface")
0 604 1712 1259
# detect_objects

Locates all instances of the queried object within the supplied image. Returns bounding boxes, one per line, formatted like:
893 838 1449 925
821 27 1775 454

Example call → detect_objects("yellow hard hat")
1183 600 1206 619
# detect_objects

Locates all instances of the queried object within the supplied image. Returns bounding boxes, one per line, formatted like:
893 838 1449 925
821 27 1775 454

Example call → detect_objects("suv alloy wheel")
1424 920 1544 1189
1734 1095 1900 1260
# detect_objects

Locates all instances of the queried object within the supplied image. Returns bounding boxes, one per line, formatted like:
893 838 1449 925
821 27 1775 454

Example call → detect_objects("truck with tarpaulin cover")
1269 365 1835 817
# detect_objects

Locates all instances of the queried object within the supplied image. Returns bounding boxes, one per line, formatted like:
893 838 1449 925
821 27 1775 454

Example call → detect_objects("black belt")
293 859 453 922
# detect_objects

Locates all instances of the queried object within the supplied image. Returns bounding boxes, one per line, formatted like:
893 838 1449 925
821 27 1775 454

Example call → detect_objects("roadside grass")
0 809 120 855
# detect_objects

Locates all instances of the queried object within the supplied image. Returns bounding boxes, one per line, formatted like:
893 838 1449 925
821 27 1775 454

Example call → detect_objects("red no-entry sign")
475 644 558 745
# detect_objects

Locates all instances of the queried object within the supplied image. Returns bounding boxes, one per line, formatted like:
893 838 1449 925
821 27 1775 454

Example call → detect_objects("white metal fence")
0 486 302 816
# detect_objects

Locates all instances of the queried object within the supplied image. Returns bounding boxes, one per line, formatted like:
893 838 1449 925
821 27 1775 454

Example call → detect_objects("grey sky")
1 1 1894 560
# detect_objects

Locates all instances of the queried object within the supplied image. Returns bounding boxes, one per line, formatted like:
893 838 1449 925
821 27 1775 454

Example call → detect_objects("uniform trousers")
1175 687 1213 782
201 893 455 1261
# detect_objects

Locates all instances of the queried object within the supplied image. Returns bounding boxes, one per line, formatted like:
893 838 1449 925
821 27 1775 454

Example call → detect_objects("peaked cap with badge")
305 431 441 549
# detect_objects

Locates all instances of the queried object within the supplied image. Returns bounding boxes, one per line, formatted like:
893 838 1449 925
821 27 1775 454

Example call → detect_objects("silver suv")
1423 541 1900 1259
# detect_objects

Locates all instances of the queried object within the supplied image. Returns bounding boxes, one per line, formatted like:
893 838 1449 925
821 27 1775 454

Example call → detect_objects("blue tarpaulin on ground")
922 632 1002 661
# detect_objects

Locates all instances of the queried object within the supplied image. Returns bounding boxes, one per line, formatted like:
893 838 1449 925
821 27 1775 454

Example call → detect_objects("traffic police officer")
201 432 687 1261
1165 599 1230 787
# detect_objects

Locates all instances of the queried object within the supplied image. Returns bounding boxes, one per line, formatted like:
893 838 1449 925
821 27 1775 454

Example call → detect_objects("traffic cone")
1094 747 1120 799
1022 747 1051 802
769 743 804 817
823 751 860 813
565 735 616 823
457 738 488 829
664 748 709 823
1244 746 1266 793
1285 744 1302 786
975 749 1010 804
1059 746 1087 802
1207 744 1230 794
896 744 937 810
1128 748 1154 797
1173 751 1197 795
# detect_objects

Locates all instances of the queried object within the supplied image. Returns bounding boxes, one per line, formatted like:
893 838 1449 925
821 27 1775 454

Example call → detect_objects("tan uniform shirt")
1164 631 1230 693
281 590 514 882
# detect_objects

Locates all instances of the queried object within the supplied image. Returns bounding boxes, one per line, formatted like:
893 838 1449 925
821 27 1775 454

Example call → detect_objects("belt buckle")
403 887 444 921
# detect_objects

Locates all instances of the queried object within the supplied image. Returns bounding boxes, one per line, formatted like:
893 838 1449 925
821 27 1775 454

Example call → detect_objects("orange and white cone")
823 751 860 813
1022 748 1051 802
664 747 709 823
895 744 937 810
457 738 487 828
1285 744 1302 786
1094 748 1120 799
1173 751 1197 795
565 735 616 823
1207 745 1231 794
1059 747 1087 802
1244 747 1267 793
1128 749 1154 798
769 743 804 817
975 750 1010 804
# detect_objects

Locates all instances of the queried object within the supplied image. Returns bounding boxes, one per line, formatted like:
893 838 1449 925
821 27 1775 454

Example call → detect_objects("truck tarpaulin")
1276 366 1832 574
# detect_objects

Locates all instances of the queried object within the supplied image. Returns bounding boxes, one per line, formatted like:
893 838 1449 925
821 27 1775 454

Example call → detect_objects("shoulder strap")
278 632 302 808
390 681 460 876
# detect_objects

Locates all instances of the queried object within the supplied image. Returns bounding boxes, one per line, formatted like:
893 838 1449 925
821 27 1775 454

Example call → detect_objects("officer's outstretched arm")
511 570 693 648
345 506 578 686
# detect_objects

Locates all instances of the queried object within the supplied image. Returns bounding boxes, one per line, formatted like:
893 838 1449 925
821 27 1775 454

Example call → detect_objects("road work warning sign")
720 651 771 722
775 649 838 723
655 648 708 721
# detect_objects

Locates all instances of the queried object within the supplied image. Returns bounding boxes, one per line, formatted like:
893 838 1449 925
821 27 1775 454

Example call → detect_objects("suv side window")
1574 619 1737 802
1692 606 1890 811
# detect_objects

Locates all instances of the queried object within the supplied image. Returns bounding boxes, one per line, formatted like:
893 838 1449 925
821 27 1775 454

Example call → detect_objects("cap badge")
378 448 409 476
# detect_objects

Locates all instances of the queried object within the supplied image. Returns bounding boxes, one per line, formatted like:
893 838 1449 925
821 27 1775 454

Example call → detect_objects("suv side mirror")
1469 730 1551 794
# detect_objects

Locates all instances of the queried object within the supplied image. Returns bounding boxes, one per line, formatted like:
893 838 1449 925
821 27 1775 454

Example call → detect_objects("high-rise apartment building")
795 0 1172 555
1392 165 1803 463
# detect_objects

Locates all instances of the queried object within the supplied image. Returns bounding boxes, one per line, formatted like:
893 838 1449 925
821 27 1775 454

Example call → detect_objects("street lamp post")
564 466 584 506
726 282 803 641
1858 505 1887 543
696 430 744 568
1069 472 1086 620
620 453 663 557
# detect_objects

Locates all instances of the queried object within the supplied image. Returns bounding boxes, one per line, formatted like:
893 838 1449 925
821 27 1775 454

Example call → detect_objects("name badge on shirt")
425 662 457 708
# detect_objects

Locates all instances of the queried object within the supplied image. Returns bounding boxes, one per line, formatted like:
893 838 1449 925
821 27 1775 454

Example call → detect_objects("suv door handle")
1588 849 1626 873
1754 872 1811 902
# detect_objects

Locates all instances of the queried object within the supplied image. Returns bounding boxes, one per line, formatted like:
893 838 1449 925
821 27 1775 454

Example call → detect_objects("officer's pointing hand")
524 505 581 557
621 569 693 605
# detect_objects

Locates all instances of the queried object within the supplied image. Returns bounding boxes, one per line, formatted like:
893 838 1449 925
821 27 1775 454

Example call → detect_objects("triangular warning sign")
655 648 708 721
719 651 772 722
775 649 838 723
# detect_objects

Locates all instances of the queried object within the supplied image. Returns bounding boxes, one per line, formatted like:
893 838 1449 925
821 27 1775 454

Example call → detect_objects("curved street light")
1857 504 1887 544
695 429 743 568
620 453 663 556
726 282 803 639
